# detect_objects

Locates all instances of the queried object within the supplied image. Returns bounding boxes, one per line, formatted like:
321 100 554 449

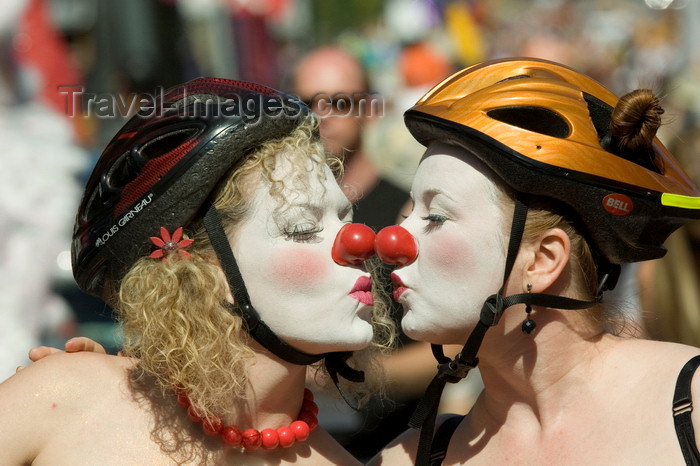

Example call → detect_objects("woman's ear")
523 227 571 292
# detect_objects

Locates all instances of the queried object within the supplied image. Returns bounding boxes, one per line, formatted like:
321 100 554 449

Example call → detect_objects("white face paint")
230 154 374 354
394 142 508 344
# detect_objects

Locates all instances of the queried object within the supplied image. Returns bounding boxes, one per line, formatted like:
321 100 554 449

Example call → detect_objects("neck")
219 340 309 428
473 304 616 425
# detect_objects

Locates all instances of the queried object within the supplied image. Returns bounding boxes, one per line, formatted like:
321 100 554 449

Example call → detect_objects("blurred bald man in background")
292 46 409 231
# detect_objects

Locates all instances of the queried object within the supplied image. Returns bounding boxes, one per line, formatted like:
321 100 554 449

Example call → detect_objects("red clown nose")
374 225 418 266
332 223 376 265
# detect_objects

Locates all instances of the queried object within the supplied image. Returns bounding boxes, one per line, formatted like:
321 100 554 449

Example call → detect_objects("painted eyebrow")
421 187 457 204
288 198 353 219
289 203 324 217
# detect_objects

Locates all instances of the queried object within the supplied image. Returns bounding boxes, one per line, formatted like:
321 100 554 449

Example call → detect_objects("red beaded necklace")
176 388 319 450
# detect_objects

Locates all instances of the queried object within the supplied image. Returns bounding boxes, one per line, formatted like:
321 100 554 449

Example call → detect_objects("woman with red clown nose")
370 58 700 466
0 78 397 464
14 58 700 466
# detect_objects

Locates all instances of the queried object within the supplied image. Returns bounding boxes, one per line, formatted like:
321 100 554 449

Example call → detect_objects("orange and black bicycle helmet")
404 57 700 264
404 58 700 465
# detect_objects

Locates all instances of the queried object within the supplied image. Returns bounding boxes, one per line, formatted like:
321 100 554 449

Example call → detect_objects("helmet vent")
487 106 571 138
496 74 530 83
139 128 200 160
103 128 199 190
583 92 613 140
103 149 142 191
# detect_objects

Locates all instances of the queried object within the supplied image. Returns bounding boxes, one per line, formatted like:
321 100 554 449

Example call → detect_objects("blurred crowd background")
2 0 700 456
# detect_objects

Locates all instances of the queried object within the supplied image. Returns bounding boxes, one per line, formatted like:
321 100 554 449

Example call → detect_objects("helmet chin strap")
411 193 602 466
201 202 364 388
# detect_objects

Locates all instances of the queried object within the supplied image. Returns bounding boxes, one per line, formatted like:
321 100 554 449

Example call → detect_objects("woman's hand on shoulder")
16 336 111 373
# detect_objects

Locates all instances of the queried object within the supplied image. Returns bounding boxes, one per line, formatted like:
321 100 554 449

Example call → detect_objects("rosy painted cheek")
425 231 471 276
270 247 329 290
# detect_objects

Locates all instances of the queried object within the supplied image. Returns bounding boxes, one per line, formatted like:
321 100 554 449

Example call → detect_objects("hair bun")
610 89 664 152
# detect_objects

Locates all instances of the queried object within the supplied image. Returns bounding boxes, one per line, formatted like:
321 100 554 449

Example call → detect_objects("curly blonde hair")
117 116 396 421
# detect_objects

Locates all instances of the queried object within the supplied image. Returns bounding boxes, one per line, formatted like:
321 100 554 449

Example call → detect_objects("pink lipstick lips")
391 273 407 302
349 275 374 305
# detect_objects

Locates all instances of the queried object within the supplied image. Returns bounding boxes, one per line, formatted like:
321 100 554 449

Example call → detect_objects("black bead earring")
521 283 536 334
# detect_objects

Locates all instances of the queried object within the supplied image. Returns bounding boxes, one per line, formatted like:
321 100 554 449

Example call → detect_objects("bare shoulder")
612 338 700 372
664 344 700 436
0 352 135 464
5 350 134 391
0 351 135 416
646 341 700 457
611 338 700 396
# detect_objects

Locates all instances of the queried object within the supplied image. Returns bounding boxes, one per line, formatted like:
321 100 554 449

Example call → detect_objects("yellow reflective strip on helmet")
661 193 700 209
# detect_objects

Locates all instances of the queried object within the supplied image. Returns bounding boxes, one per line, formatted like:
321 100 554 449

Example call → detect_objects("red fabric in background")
14 0 84 115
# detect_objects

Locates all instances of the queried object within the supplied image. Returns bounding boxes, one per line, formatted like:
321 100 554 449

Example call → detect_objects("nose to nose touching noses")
332 223 377 266
332 224 419 267
375 225 418 266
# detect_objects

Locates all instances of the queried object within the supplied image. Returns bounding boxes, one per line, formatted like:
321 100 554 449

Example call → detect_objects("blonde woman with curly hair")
0 78 395 465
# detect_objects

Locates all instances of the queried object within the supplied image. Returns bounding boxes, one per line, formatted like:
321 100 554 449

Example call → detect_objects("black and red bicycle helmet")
72 77 310 296
71 77 367 375
404 57 700 264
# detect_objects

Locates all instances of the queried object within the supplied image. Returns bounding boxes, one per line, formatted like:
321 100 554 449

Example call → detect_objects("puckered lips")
349 275 373 305
391 273 407 302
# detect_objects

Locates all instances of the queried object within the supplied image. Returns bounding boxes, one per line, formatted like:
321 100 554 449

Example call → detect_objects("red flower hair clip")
150 227 194 261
